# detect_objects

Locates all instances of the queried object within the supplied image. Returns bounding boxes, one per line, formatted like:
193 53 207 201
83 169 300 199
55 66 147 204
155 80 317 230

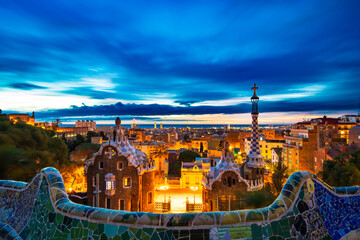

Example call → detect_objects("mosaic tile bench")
0 167 360 240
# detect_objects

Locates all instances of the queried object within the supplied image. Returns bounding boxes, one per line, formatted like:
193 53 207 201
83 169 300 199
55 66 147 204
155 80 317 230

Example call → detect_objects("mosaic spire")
247 84 265 167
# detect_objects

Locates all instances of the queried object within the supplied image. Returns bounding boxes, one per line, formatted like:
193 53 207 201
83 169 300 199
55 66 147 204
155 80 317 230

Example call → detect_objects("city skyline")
1 0 360 124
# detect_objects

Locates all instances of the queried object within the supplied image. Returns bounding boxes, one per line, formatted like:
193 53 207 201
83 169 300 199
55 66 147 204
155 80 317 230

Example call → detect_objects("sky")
0 0 359 125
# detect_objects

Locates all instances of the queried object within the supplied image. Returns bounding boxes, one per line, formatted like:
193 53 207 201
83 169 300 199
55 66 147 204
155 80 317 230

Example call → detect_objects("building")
55 127 89 139
244 137 285 161
261 130 284 140
180 161 210 189
349 125 360 148
91 137 103 144
202 142 249 211
167 132 178 145
239 131 252 153
283 127 318 173
75 120 96 131
340 114 360 124
129 128 146 142
85 118 156 212
271 148 282 165
133 141 159 160
7 112 35 126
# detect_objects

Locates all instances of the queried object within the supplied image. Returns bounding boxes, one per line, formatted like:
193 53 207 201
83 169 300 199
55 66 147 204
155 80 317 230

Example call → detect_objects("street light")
190 186 198 204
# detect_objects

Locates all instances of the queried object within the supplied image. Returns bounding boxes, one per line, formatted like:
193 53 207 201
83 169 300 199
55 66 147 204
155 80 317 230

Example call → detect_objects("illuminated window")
117 161 123 170
106 181 114 191
124 177 131 188
148 192 153 204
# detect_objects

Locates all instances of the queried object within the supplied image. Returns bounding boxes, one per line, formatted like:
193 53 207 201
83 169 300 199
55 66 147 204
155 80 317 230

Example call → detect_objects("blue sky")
0 0 359 124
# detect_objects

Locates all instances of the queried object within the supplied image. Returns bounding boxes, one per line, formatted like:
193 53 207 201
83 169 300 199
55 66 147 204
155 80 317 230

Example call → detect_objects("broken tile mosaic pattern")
0 167 360 239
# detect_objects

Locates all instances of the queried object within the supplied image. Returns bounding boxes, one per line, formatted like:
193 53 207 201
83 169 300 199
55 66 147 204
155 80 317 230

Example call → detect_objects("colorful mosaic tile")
0 167 360 239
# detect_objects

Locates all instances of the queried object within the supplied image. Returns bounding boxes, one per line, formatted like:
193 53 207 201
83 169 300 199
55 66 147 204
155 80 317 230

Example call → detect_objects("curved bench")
0 167 359 239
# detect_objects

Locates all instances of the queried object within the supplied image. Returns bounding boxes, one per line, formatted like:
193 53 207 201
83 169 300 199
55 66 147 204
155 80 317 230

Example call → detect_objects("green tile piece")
129 230 135 239
121 231 130 240
100 233 107 240
118 226 127 235
279 218 290 230
104 224 118 238
262 224 272 237
135 229 142 239
143 228 154 236
129 227 138 236
89 222 97 231
251 224 263 238
150 232 160 240
270 221 282 235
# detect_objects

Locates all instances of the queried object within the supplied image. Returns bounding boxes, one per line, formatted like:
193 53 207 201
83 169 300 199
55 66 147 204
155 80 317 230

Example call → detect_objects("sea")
60 124 287 129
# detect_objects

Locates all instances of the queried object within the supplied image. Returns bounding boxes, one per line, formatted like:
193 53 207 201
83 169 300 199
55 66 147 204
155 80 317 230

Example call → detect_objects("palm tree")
153 143 168 172
52 119 62 132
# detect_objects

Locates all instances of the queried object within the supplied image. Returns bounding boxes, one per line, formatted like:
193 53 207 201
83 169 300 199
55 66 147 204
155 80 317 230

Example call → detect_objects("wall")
1 167 360 239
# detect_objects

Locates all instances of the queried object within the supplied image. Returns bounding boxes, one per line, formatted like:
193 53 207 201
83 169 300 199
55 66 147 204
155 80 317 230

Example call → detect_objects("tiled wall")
0 167 360 239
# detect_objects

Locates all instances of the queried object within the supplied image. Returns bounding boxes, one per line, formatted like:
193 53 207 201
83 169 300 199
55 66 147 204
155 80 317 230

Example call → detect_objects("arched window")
223 178 226 185
228 176 231 187
117 161 123 170
232 179 236 185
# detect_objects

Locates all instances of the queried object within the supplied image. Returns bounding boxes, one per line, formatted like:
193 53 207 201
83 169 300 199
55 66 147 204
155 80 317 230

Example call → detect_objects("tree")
153 144 168 159
219 140 225 150
272 160 289 194
66 134 86 152
153 144 168 171
245 184 276 209
178 150 200 163
48 137 69 166
70 143 100 162
51 119 62 132
0 116 69 181
86 131 99 143
99 131 108 140
183 134 190 142
322 149 360 187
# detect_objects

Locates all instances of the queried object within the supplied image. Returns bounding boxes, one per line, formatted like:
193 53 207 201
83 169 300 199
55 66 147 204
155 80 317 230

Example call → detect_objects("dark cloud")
175 101 197 107
0 0 360 118
9 82 46 90
36 98 359 119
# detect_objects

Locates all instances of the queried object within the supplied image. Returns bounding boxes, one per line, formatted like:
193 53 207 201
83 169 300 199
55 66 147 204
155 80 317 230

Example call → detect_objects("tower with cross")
244 84 265 185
